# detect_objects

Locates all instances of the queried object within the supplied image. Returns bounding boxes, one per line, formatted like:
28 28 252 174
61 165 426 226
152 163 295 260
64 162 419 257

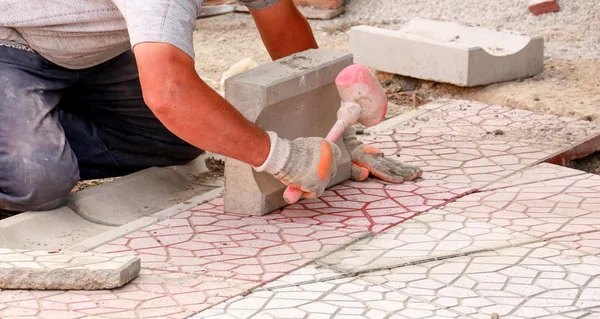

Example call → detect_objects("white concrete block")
0 249 140 290
350 18 544 87
224 49 353 216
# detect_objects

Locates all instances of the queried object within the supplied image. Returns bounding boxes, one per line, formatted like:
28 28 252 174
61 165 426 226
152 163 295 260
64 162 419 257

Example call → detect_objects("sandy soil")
193 13 599 124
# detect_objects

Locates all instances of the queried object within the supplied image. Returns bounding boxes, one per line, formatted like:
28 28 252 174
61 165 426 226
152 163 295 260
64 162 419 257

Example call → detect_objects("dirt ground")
192 8 600 173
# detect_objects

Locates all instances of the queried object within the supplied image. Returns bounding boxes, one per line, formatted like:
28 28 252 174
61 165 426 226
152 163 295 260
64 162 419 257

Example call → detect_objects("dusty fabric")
0 46 201 211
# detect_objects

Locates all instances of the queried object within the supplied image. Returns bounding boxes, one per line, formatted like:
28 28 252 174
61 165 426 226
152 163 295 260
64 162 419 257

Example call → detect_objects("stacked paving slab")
2 99 600 319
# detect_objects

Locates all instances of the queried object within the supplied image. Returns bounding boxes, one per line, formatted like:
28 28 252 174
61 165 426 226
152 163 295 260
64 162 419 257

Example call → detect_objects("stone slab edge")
474 132 600 193
67 188 224 252
364 99 452 134
0 249 140 290
545 132 600 166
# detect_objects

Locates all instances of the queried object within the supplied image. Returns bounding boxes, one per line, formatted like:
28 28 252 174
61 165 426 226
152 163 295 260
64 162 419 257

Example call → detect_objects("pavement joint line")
263 237 548 292
481 169 588 192
65 187 225 252
318 237 546 279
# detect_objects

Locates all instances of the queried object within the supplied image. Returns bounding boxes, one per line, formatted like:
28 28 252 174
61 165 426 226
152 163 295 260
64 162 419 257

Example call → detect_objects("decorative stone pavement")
2 100 600 319
0 249 140 290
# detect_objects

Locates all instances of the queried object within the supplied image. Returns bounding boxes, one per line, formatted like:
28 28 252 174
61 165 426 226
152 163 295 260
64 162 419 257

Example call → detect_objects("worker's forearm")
135 44 270 167
152 76 269 166
251 1 318 60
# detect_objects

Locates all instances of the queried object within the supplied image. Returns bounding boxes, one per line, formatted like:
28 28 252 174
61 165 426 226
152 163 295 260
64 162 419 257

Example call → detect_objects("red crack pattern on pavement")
94 198 366 283
0 270 257 319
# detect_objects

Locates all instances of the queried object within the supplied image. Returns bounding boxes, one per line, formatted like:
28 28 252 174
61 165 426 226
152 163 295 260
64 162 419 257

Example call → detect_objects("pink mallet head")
335 64 388 127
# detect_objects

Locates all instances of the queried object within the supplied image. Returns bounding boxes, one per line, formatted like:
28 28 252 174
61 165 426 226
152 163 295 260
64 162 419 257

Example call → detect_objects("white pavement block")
224 49 353 216
0 249 140 290
350 18 544 87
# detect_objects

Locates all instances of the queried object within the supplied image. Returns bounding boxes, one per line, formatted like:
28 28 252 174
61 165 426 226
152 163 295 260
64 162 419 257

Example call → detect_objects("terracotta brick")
528 0 559 16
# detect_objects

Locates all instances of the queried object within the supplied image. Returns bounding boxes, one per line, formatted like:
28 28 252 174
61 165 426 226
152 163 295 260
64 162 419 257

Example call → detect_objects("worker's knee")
1 155 79 212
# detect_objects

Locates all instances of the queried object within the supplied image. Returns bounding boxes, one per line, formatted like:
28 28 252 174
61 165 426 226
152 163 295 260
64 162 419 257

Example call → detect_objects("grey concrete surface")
350 18 544 86
0 207 112 251
223 48 353 216
69 167 217 227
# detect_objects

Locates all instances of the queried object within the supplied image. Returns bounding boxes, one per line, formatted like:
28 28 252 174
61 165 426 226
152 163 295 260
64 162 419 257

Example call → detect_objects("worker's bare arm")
133 42 270 167
249 0 318 60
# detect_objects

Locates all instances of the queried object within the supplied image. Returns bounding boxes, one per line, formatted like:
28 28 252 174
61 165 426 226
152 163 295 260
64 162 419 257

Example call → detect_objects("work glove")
254 131 341 202
343 127 422 183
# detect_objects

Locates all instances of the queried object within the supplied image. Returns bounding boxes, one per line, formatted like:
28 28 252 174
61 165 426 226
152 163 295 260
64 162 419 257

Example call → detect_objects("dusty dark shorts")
0 45 202 211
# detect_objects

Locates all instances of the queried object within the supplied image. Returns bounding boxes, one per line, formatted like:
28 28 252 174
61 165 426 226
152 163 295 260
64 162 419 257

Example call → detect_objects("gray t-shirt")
0 0 278 70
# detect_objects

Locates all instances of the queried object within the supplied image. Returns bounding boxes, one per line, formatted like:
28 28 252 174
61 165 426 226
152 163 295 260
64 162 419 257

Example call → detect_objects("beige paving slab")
362 241 600 319
318 209 539 274
194 277 466 319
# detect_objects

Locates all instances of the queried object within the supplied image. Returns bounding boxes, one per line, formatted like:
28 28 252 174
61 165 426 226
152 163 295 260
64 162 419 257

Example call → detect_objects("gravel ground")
313 0 599 61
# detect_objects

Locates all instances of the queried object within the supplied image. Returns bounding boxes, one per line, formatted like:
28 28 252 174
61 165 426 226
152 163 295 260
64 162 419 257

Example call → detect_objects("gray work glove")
254 131 341 203
343 127 422 183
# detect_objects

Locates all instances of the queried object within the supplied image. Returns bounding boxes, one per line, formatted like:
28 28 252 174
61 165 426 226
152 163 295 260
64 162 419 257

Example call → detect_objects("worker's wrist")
253 131 291 175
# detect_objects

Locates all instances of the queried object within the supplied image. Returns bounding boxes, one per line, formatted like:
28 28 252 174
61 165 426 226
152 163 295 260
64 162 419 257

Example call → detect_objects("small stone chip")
0 249 140 290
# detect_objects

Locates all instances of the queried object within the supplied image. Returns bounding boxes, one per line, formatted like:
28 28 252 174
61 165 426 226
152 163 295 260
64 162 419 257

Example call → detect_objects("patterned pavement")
2 100 600 319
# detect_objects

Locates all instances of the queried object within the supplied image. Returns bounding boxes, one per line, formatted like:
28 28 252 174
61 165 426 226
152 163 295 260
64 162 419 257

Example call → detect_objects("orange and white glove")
254 131 341 202
343 127 422 183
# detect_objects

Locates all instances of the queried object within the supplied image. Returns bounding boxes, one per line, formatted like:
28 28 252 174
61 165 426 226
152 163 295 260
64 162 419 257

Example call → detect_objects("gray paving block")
223 48 353 216
0 249 140 290
68 167 217 226
350 18 544 87
0 207 112 251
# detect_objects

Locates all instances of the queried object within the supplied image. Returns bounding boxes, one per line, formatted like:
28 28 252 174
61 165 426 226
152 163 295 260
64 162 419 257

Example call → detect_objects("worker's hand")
343 127 422 183
254 132 341 203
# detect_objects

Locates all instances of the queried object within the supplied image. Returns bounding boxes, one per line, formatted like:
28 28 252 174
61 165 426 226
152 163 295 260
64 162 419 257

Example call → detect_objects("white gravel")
310 0 600 60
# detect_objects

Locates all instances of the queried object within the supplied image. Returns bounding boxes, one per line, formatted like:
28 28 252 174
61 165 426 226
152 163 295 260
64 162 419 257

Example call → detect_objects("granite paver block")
0 249 140 290
0 269 258 319
443 173 600 243
364 242 600 319
351 18 544 86
194 277 463 319
94 198 366 283
318 209 539 273
224 48 353 216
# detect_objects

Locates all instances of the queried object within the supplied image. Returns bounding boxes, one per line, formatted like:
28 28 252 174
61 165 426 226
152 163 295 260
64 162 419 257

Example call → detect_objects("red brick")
528 0 559 16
